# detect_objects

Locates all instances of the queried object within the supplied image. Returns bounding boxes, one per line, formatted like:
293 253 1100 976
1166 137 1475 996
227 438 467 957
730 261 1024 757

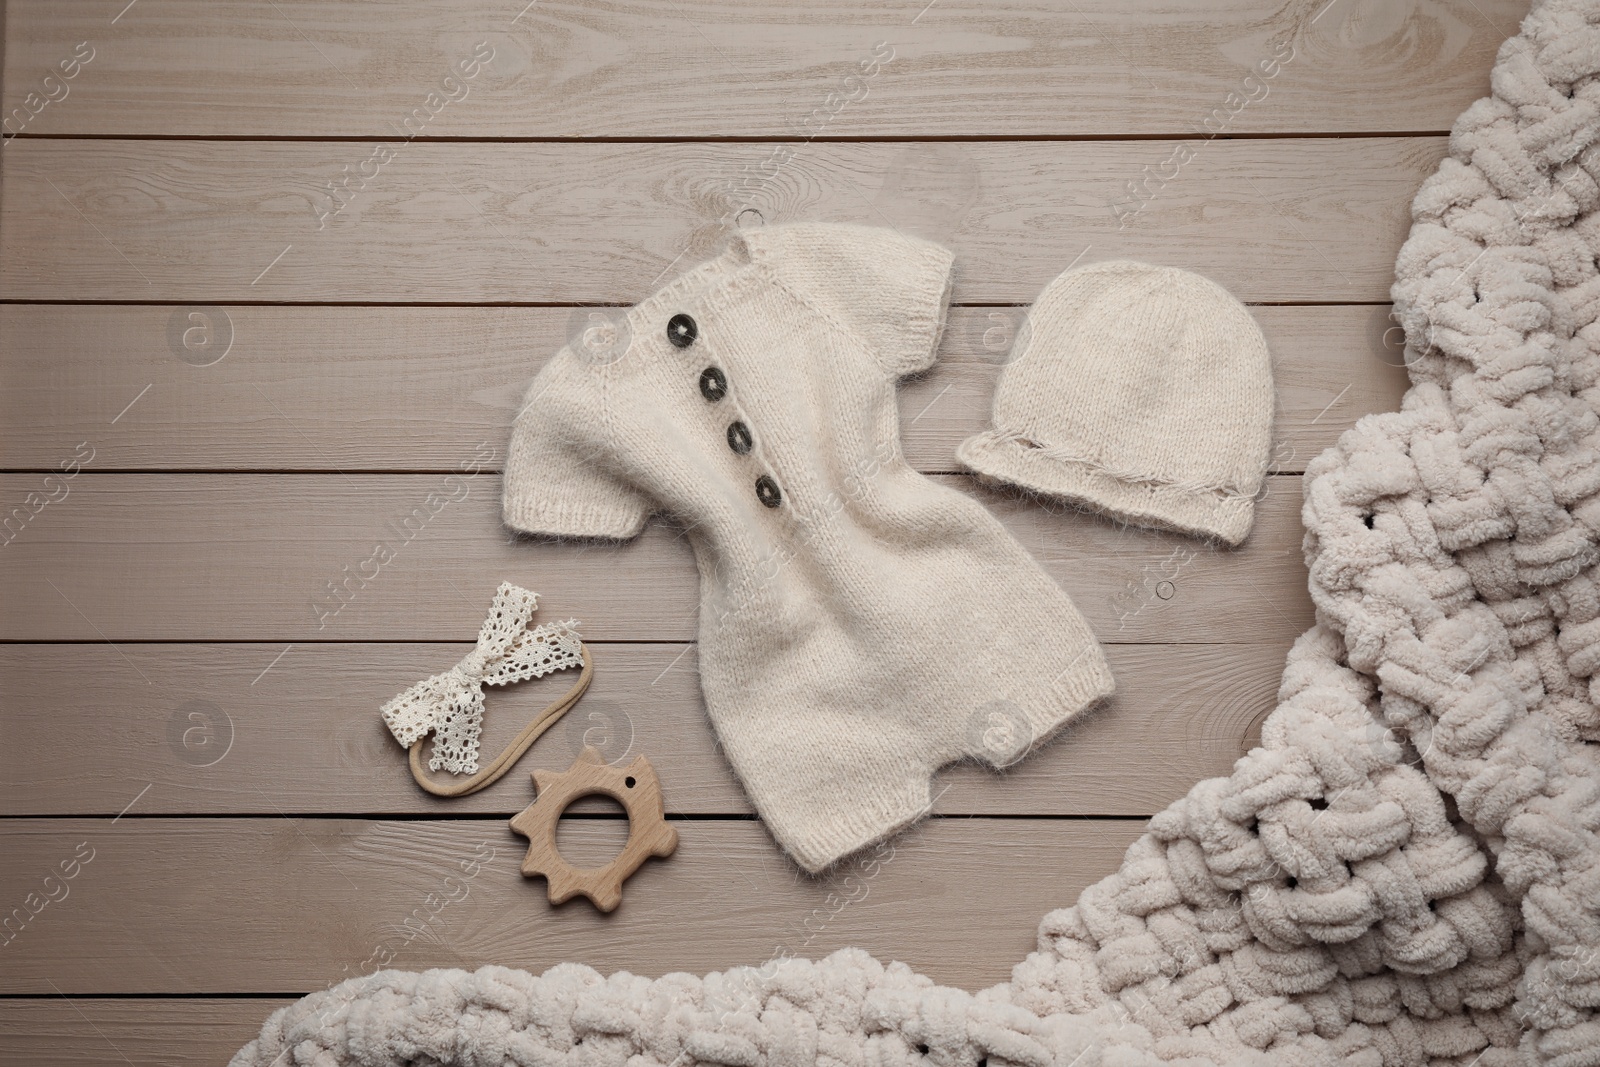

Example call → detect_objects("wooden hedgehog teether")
509 746 677 912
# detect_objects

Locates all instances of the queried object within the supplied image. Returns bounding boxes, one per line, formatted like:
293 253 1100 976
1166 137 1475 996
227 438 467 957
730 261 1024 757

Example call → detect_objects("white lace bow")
380 583 584 774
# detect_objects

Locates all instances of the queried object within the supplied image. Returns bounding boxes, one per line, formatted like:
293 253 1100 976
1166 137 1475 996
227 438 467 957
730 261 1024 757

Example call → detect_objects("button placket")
667 308 784 510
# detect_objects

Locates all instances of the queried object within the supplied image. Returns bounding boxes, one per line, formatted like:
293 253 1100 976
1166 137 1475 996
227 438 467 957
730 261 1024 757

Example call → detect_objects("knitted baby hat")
956 260 1274 546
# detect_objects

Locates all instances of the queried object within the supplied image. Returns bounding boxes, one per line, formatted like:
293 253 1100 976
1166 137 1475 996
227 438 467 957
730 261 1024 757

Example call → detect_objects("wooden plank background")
2 0 1523 137
0 0 1506 1061
2 138 1440 302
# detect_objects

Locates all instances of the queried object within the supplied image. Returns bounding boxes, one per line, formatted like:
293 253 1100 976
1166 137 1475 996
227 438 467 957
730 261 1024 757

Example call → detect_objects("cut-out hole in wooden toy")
509 746 677 912
554 795 630 870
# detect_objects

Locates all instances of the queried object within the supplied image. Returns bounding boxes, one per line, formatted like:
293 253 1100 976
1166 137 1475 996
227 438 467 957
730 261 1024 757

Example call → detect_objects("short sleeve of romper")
501 359 654 540
752 222 956 379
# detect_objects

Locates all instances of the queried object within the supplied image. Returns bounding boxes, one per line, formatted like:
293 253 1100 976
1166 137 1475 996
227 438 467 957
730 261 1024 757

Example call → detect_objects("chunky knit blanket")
233 3 1600 1064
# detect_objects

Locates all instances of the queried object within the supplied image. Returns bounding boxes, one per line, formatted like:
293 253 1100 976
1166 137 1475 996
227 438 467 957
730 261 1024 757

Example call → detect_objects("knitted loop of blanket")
232 4 1600 1064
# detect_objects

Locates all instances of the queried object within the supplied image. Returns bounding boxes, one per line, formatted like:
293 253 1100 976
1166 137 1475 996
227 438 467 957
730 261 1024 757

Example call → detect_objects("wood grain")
0 137 1442 302
0 999 295 1067
0 304 1411 473
0 472 1313 643
0 0 1521 138
0 641 1286 818
0 817 1147 993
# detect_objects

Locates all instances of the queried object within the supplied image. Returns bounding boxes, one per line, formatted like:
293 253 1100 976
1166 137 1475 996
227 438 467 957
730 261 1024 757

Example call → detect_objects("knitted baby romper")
504 222 1114 873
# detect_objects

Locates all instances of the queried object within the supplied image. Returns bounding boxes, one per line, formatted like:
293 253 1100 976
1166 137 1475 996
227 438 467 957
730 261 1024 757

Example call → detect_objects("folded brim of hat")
956 430 1256 546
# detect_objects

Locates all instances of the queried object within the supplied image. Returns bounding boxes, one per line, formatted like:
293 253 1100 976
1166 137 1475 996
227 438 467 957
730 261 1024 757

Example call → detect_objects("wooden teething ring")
509 746 677 912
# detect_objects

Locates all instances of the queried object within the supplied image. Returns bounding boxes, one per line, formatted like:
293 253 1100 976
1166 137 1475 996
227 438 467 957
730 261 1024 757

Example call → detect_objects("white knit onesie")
504 222 1113 872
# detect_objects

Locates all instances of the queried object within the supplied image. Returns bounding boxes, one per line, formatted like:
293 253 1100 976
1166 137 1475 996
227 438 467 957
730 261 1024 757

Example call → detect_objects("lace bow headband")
381 583 592 797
